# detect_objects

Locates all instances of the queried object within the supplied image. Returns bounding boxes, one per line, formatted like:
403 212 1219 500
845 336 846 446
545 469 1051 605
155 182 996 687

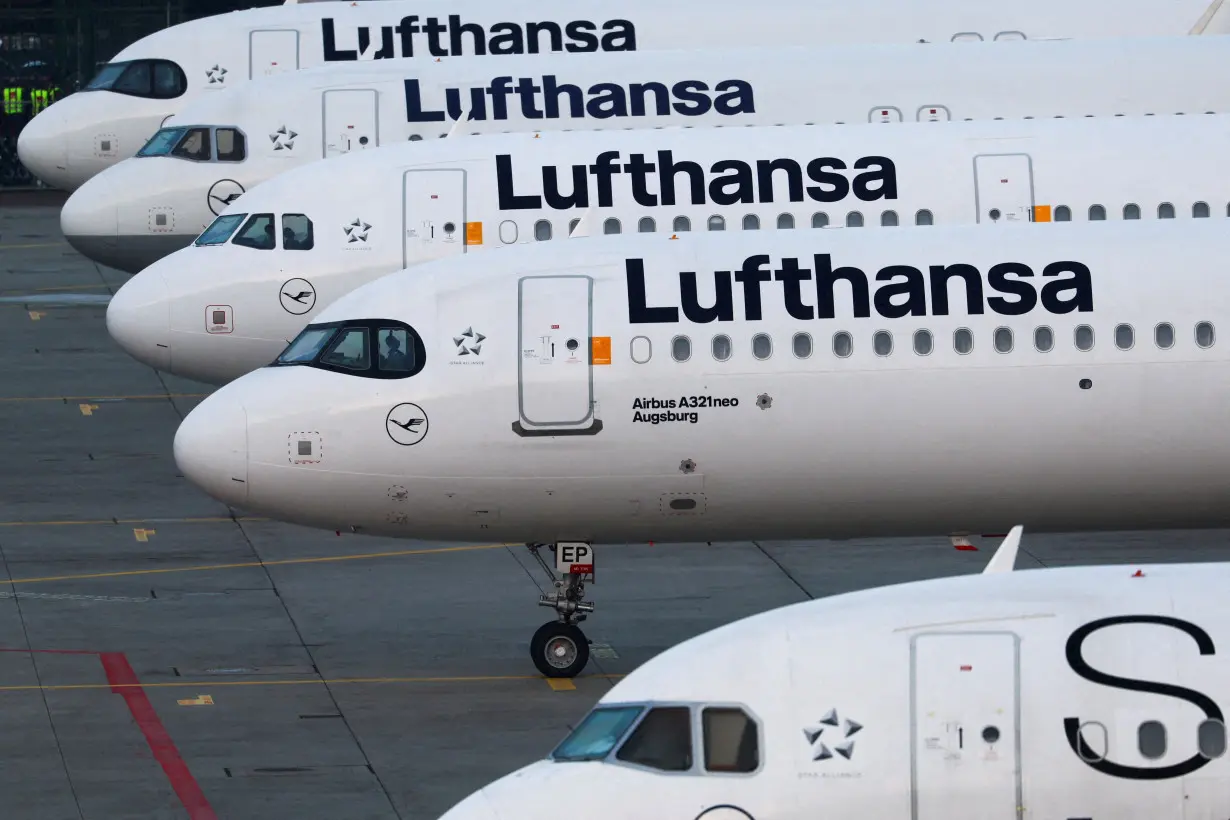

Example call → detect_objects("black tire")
530 622 589 678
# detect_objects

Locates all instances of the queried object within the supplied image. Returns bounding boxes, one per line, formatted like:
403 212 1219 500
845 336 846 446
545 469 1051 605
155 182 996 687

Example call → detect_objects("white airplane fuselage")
61 34 1230 271
438 561 1230 820
23 0 1200 191
109 114 1230 385
172 220 1230 544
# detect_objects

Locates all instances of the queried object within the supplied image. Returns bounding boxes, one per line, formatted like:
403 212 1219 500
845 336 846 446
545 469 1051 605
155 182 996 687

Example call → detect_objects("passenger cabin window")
1194 202 1211 218
1075 325 1095 351
994 327 1013 353
615 706 693 772
1196 321 1216 348
1156 322 1175 349
638 217 655 233
232 213 276 250
752 333 772 360
708 215 726 231
812 212 829 229
873 330 892 356
913 329 933 355
712 334 732 361
1199 719 1227 759
833 331 853 358
568 218 580 236
777 213 795 230
742 214 760 231
703 708 759 773
846 211 864 228
552 706 644 762
85 59 186 99
1054 206 1072 222
792 332 812 358
195 213 246 246
672 336 691 362
273 320 426 380
954 328 973 354
1115 324 1134 350
1123 203 1141 220
1035 326 1054 352
603 218 621 235
915 209 934 226
673 216 691 232
1089 205 1106 221
1158 203 1175 219
1138 720 1167 760
881 210 899 227
281 214 314 250
534 220 552 241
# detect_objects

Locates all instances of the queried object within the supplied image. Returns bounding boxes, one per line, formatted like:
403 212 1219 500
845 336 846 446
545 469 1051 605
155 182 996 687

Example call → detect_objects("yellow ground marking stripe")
0 672 625 693
132 528 155 542
78 403 98 416
7 542 510 585
0 393 209 403
0 241 68 250
547 678 577 691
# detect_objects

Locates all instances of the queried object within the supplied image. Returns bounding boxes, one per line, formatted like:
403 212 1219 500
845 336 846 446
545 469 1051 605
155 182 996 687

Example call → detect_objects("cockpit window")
84 59 186 99
217 128 246 162
277 327 337 364
282 214 314 250
194 213 246 246
231 214 276 250
319 328 370 371
379 328 413 372
551 706 644 762
138 127 186 157
171 127 211 161
702 708 759 773
615 706 693 771
270 319 426 380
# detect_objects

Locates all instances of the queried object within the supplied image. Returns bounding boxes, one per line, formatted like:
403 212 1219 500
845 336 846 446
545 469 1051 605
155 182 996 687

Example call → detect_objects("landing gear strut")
526 542 594 678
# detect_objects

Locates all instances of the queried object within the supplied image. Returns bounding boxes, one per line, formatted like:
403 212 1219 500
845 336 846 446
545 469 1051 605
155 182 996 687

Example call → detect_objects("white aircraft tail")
568 208 593 238
982 526 1023 574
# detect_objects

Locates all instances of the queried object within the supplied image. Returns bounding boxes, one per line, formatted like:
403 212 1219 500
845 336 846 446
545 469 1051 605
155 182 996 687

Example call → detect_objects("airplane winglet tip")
982 525 1024 574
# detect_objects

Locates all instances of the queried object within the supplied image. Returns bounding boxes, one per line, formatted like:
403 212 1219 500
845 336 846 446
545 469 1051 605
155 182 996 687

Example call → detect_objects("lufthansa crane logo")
386 403 429 446
278 278 316 315
207 179 245 216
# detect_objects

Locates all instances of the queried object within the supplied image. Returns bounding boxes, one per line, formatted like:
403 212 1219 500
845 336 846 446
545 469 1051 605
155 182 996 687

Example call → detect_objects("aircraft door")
911 632 1021 820
249 30 299 79
323 89 379 158
973 154 1035 224
402 169 466 268
514 275 598 435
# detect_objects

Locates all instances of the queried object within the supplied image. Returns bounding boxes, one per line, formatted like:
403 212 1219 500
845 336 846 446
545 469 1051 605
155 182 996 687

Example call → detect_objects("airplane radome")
21 0 1202 193
59 34 1230 272
172 220 1230 676
109 113 1230 385
438 555 1230 819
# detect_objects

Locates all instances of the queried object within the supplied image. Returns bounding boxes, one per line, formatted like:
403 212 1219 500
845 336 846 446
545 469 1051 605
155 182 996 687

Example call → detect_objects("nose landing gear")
526 542 595 678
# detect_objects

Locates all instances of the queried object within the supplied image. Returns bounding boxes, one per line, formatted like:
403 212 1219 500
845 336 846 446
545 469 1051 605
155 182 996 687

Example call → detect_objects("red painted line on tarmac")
98 653 218 820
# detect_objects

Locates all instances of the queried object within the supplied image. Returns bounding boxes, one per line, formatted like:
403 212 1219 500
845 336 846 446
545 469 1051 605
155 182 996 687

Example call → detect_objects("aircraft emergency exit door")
514 275 600 436
973 154 1035 224
401 169 466 268
911 632 1021 820
323 89 379 158
249 30 299 78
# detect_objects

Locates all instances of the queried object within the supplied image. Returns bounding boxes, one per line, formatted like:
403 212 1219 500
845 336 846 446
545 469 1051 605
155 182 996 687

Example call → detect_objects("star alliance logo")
803 709 862 761
270 125 297 150
453 327 486 356
344 218 371 243
206 65 227 84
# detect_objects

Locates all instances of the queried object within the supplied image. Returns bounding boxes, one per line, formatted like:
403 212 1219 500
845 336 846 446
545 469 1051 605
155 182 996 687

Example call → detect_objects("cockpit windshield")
195 213 246 246
138 127 187 157
551 706 644 762
83 59 186 99
271 319 426 380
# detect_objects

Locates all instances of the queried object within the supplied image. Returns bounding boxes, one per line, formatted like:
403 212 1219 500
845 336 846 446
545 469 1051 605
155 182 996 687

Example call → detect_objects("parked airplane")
61 34 1230 273
171 220 1230 675
22 0 1206 192
109 114 1230 385
439 546 1230 818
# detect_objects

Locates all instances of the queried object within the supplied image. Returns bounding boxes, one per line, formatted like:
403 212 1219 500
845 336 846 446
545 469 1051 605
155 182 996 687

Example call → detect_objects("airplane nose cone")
106 270 171 372
61 181 129 269
174 397 249 508
16 110 71 190
438 789 502 820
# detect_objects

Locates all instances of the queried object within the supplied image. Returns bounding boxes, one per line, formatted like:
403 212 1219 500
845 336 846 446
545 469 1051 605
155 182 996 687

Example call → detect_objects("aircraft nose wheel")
530 622 590 678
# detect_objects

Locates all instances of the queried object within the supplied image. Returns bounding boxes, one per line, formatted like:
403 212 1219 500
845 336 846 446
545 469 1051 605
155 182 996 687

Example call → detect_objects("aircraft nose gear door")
323 89 379 159
973 153 1035 224
512 274 602 437
911 632 1022 820
402 169 467 268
